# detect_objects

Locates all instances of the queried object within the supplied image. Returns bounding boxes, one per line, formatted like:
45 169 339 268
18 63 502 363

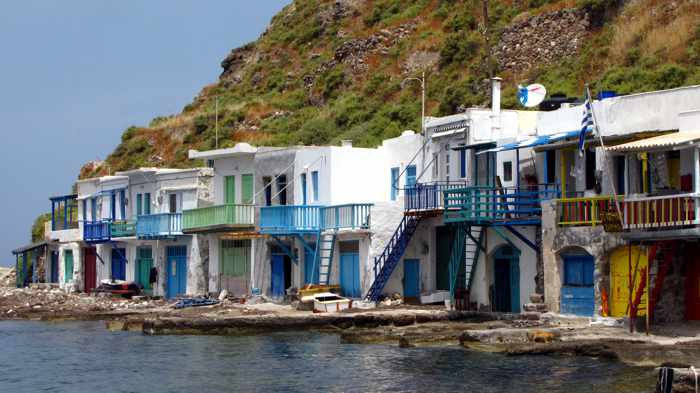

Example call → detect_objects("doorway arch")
492 245 520 313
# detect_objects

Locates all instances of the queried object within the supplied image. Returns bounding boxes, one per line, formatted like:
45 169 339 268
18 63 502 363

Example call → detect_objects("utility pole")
215 97 219 149
402 71 427 175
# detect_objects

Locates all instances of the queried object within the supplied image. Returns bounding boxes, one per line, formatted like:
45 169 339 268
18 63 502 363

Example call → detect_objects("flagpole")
586 84 624 226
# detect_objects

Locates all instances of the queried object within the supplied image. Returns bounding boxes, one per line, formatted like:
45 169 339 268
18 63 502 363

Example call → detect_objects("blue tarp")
476 129 589 155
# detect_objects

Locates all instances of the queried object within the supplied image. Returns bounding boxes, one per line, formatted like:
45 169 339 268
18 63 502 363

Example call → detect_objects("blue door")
406 165 417 187
111 248 126 281
304 249 319 285
50 251 59 283
166 246 188 298
561 254 595 316
403 259 420 298
271 254 286 298
340 252 360 298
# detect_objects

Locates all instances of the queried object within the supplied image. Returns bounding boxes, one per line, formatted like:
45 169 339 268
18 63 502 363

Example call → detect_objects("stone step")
529 293 544 304
523 303 548 312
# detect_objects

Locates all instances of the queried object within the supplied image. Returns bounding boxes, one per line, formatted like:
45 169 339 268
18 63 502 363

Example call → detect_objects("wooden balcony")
260 204 372 234
136 213 183 239
83 221 111 243
182 204 255 233
111 221 136 238
623 193 699 230
443 184 559 225
405 181 468 212
557 196 623 227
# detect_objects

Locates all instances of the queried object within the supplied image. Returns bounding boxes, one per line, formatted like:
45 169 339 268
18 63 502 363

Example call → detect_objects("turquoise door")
493 246 520 313
166 246 187 298
340 252 360 298
403 259 420 298
271 254 285 297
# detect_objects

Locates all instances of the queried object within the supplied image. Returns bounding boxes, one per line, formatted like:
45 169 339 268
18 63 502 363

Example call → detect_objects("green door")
224 176 236 204
137 247 153 295
220 239 250 296
64 250 74 283
241 174 254 204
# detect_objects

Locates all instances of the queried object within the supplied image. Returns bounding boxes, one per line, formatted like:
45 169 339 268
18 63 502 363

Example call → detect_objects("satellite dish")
518 83 547 108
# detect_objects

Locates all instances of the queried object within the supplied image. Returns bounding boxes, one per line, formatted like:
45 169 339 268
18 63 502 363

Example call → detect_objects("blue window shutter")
119 190 126 220
301 173 307 205
312 171 319 202
406 165 417 187
460 150 466 178
144 193 151 215
110 193 116 221
91 198 97 221
390 167 399 201
81 199 86 223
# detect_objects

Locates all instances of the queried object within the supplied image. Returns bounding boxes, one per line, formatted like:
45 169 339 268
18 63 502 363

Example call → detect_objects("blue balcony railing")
260 204 373 233
136 213 183 238
405 181 468 211
83 220 111 243
444 184 560 225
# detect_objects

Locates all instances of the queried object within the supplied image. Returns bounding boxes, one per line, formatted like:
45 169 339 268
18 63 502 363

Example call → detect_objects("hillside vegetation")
80 0 700 178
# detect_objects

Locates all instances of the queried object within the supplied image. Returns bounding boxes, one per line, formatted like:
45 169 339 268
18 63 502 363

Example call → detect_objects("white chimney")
491 77 502 136
341 140 353 147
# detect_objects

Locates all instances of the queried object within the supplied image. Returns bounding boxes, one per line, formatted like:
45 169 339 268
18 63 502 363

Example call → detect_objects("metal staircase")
315 233 336 285
365 215 422 301
449 225 484 304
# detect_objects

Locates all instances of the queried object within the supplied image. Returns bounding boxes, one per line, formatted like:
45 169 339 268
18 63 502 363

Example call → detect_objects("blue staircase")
365 215 422 301
315 233 336 285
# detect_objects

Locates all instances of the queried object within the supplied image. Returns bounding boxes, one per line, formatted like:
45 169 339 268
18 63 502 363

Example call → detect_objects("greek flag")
578 91 593 155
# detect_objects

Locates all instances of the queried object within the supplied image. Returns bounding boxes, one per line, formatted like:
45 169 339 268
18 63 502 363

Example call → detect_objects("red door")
84 247 97 293
686 244 700 320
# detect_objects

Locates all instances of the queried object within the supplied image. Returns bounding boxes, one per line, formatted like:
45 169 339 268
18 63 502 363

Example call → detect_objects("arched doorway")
560 248 595 316
493 245 520 313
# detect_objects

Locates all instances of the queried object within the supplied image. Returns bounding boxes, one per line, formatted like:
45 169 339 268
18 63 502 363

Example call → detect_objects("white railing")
623 193 700 230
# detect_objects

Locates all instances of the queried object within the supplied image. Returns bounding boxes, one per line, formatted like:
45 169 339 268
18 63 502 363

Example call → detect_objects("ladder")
316 233 336 285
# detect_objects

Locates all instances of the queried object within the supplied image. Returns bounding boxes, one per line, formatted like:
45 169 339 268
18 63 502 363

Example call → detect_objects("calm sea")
0 320 654 392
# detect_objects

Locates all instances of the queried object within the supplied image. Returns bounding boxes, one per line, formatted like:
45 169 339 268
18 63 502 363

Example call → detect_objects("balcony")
50 194 79 231
136 213 183 239
111 221 136 238
182 204 255 233
83 220 111 243
622 193 699 231
260 204 372 234
557 196 623 227
444 184 559 225
405 181 468 212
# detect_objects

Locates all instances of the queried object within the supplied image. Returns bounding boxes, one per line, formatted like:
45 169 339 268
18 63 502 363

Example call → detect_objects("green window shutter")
136 194 143 216
241 174 254 204
144 193 151 215
225 176 236 204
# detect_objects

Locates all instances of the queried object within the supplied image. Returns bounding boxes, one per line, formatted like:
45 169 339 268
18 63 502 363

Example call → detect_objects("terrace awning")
476 129 586 155
12 241 53 255
431 127 466 139
606 131 700 153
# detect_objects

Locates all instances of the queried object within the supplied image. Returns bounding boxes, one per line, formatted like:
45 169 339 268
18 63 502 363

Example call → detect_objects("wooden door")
561 254 595 316
166 246 187 298
224 176 236 204
610 246 648 317
136 247 153 295
271 254 285 298
83 247 97 292
64 250 74 283
111 248 126 281
403 259 420 300
220 239 250 296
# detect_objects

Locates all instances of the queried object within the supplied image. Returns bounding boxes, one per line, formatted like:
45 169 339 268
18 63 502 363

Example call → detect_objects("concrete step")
523 303 548 312
529 293 544 304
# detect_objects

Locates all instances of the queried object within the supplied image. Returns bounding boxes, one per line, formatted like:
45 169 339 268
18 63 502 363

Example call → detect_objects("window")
300 173 307 205
390 167 399 201
432 153 439 179
546 150 556 184
311 171 319 202
503 161 513 182
119 190 126 220
136 194 143 216
614 156 625 194
585 148 596 191
263 176 272 206
206 159 214 168
110 193 116 220
460 149 466 179
169 194 178 214
144 193 151 215
406 165 417 187
277 175 287 205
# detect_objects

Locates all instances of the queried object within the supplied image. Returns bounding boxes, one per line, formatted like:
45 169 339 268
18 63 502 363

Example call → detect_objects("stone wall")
653 246 686 324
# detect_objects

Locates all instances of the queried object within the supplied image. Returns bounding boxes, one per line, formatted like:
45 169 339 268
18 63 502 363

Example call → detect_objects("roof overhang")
606 130 700 153
12 240 55 255
189 143 258 160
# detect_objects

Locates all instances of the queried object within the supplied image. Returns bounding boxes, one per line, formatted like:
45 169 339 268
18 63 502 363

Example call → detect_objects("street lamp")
401 71 426 174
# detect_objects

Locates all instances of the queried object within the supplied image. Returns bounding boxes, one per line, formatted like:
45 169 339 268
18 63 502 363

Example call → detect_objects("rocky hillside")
81 0 700 178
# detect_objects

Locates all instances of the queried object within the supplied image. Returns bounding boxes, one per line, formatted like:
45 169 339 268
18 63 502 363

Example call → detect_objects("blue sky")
0 1 289 266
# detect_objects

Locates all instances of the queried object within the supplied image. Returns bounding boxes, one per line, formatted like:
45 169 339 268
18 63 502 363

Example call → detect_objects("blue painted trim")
504 225 539 253
270 235 298 265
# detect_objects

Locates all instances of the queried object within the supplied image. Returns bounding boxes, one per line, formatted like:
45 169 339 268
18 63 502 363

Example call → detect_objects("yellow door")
610 246 648 317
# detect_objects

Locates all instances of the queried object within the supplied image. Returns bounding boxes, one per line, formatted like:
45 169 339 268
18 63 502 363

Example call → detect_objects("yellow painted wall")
610 246 648 317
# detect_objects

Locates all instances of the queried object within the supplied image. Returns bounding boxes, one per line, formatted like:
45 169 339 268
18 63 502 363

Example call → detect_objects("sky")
0 1 290 266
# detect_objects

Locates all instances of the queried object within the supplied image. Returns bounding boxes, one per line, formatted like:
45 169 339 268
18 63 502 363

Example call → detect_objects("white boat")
313 292 352 313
